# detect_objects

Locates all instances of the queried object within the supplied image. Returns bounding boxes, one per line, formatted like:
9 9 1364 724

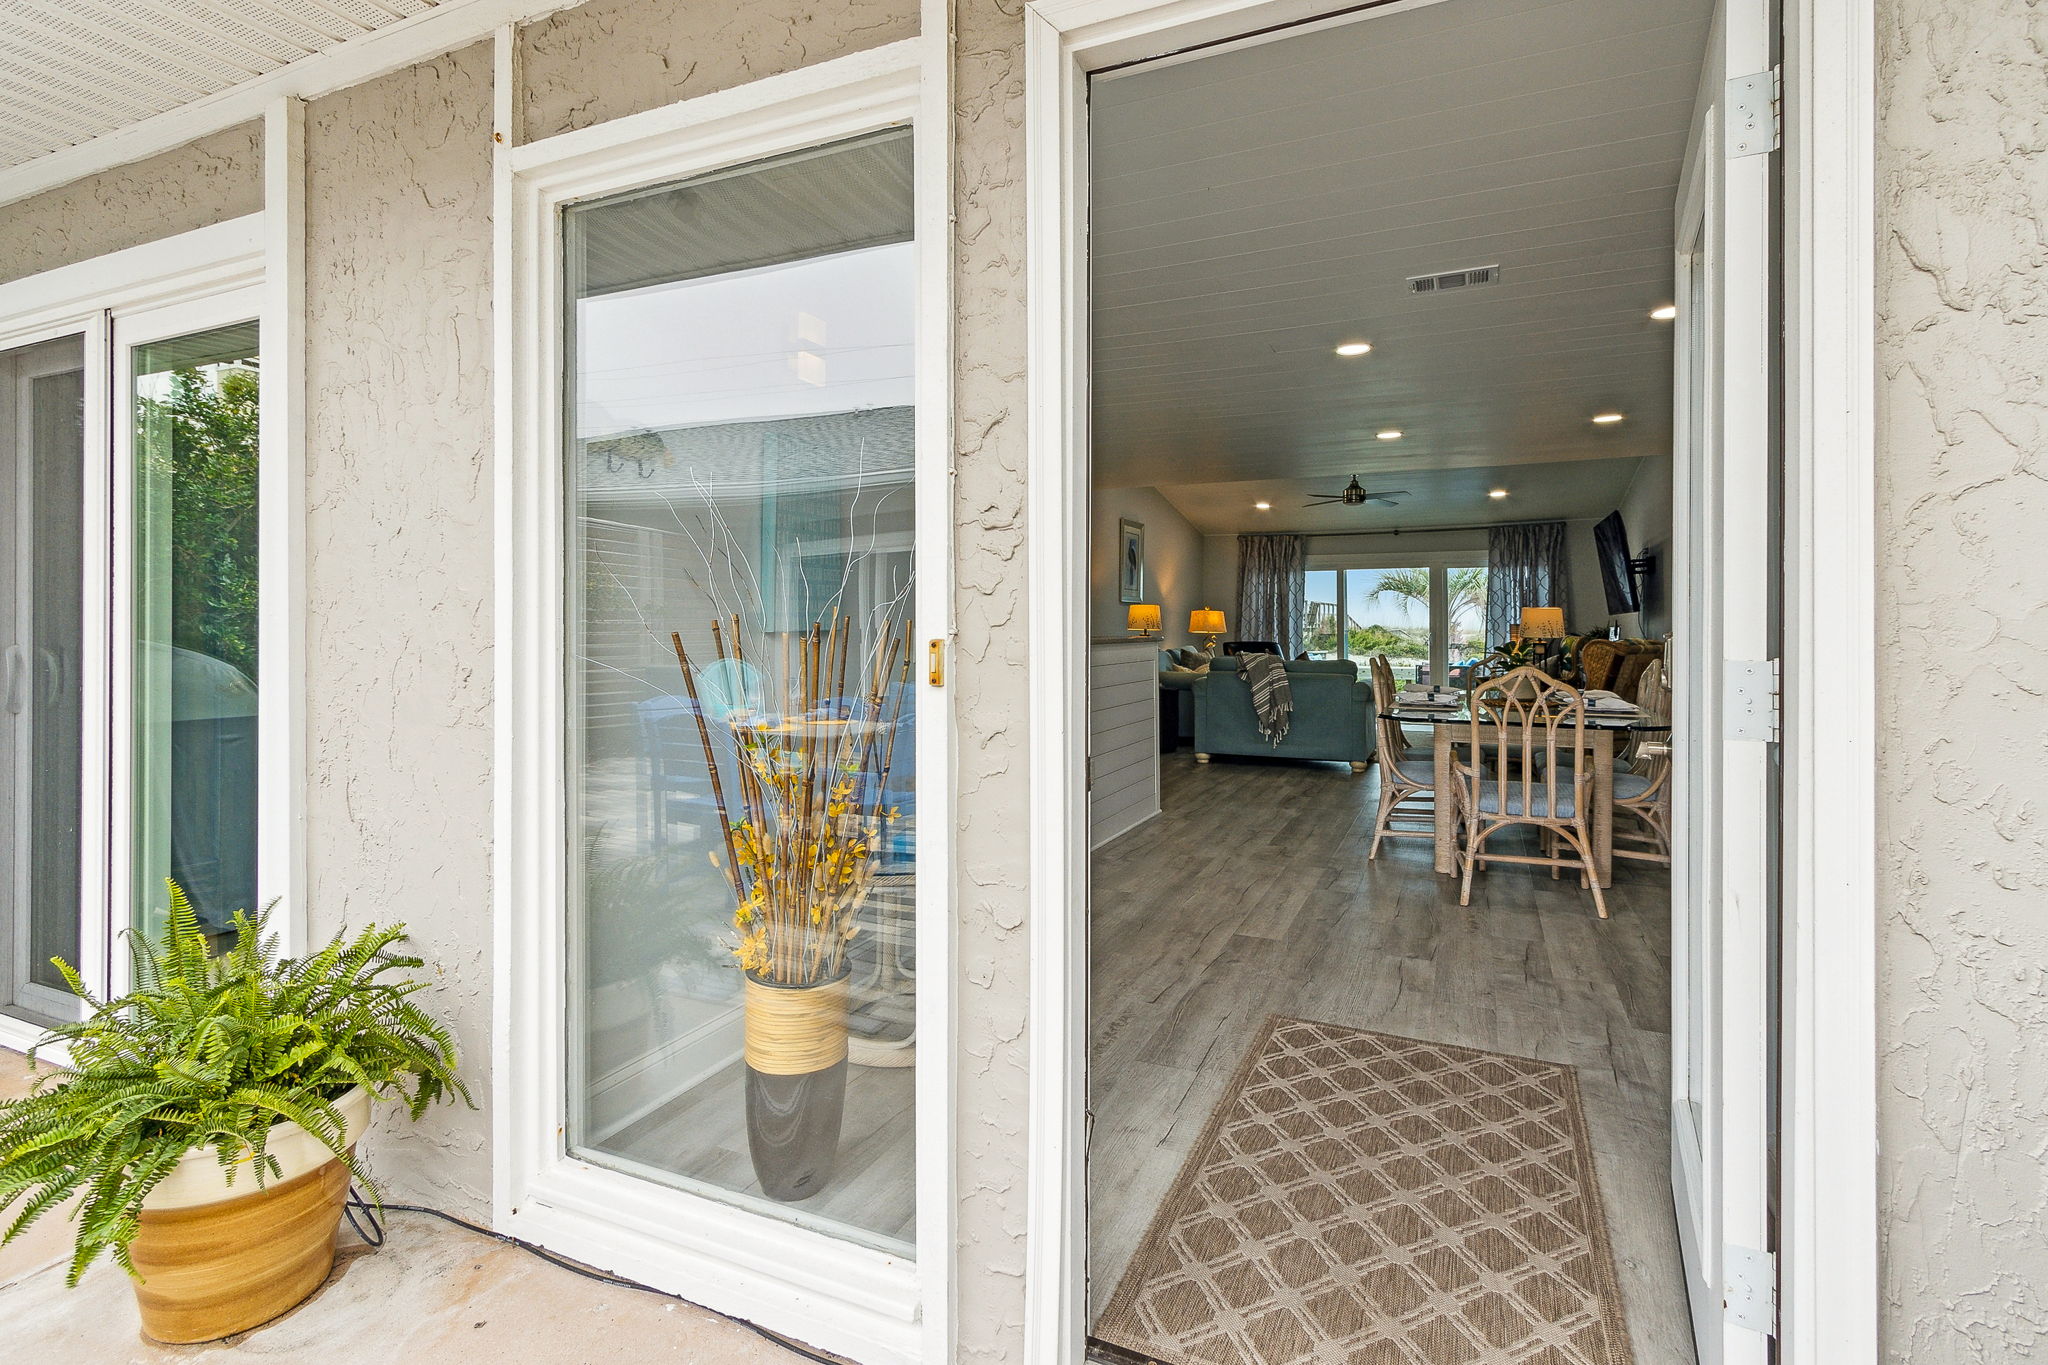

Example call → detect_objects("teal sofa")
1190 656 1376 769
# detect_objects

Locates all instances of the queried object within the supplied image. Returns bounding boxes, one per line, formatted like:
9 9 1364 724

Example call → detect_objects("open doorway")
1079 0 1765 1360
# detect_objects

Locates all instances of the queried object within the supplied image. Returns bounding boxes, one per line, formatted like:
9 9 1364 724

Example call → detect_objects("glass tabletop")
1387 704 1671 732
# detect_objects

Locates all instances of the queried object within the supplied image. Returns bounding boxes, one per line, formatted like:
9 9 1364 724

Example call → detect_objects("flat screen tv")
1593 511 1639 615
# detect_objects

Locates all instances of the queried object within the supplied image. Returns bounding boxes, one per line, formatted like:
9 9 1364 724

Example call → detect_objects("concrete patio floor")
0 1052 820 1364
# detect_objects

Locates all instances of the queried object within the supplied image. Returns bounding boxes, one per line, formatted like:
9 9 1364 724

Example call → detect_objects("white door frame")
1021 2 1878 1363
490 37 956 1365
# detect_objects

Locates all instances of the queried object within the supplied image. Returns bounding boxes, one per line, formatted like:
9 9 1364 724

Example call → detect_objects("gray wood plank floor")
1087 752 1697 1364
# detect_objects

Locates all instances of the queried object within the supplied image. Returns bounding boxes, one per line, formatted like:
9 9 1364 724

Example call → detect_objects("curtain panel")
1485 521 1571 645
1235 534 1307 656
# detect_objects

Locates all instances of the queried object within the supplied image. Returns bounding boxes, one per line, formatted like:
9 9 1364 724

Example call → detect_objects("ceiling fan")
1303 475 1409 509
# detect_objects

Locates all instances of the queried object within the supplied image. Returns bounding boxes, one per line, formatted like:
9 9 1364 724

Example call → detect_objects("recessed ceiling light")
1591 412 1626 424
1650 304 1677 321
1254 501 1272 510
1334 341 1372 357
1376 429 1402 441
1489 488 1509 499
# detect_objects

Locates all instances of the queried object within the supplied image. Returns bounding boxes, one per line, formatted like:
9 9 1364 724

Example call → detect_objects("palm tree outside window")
1301 563 1489 686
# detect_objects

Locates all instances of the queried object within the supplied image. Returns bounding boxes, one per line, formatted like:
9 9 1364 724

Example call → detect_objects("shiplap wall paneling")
1090 641 1161 849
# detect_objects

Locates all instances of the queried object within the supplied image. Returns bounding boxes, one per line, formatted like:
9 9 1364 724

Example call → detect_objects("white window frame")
1023 1 1877 1363
491 38 955 1365
0 214 299 1055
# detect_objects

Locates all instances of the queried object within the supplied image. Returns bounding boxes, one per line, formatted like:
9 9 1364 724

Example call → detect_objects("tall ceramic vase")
743 970 850 1202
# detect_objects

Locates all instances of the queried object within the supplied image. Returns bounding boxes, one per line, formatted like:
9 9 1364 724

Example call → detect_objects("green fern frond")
0 882 471 1284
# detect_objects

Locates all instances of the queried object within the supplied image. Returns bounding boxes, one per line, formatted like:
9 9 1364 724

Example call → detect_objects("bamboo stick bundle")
676 603 912 987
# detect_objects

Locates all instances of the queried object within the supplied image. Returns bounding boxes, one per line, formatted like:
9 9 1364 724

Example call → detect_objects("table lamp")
1126 603 1161 639
1189 608 1226 652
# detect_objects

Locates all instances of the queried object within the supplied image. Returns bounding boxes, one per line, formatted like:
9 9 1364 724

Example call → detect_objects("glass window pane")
1303 569 1338 659
132 321 261 943
1343 568 1430 683
3 334 86 1022
1446 565 1488 686
565 130 917 1252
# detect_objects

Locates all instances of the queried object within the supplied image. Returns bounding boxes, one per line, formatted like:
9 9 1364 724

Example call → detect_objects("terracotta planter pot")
743 972 849 1202
128 1087 370 1344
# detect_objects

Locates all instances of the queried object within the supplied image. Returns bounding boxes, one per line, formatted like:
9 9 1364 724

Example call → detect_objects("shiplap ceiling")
1089 0 1713 518
1159 455 1643 536
0 0 442 170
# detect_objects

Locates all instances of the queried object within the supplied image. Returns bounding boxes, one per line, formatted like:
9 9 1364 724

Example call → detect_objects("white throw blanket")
1240 653 1293 746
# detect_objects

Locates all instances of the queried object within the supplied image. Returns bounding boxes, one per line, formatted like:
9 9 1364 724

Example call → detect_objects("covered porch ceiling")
0 0 578 205
0 1 447 170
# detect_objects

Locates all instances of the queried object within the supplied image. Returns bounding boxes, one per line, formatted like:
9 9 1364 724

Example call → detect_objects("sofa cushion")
1204 656 1358 679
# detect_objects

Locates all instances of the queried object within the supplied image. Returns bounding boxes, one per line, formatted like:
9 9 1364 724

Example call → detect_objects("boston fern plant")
0 883 471 1284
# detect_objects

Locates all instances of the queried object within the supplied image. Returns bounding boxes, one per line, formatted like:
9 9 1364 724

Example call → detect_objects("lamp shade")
1520 606 1566 640
1126 603 1161 635
1189 608 1226 637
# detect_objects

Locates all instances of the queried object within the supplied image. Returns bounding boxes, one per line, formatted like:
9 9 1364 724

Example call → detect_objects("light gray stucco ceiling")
1089 0 1713 523
0 0 442 170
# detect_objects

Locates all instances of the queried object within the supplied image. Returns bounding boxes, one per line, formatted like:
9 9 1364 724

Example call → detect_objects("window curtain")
1485 521 1570 646
1235 534 1307 656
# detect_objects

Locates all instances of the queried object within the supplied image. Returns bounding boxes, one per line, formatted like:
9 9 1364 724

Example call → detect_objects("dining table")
1386 701 1672 889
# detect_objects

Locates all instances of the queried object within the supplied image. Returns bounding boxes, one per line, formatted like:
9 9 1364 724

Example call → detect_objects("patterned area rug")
1095 1017 1635 1365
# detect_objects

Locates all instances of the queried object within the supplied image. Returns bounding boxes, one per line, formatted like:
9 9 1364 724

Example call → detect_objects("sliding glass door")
1306 558 1491 687
563 130 918 1250
0 224 266 1038
1 335 87 1024
1445 563 1488 680
1344 567 1430 683
127 317 261 943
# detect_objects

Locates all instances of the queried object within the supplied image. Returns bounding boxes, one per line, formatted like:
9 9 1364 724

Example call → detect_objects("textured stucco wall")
950 2 1033 1360
0 123 262 287
1876 0 2048 1358
518 0 918 142
304 44 498 1217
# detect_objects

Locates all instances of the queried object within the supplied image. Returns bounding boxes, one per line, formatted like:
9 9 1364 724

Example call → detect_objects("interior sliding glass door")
1 333 89 1024
1306 558 1491 687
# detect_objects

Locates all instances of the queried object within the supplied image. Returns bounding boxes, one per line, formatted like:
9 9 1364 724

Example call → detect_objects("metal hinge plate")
1725 659 1782 742
1724 1243 1778 1335
1725 68 1782 158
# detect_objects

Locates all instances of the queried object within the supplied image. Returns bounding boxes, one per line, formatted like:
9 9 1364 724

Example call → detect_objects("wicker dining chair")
1452 667 1607 918
1367 658 1435 858
1610 658 1673 864
1369 654 1430 762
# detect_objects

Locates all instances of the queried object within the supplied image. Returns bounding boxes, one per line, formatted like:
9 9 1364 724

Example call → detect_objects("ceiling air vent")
1407 264 1501 294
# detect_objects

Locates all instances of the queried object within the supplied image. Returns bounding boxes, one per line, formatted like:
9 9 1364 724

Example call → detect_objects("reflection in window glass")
565 131 916 1251
3 334 86 1023
132 323 261 943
